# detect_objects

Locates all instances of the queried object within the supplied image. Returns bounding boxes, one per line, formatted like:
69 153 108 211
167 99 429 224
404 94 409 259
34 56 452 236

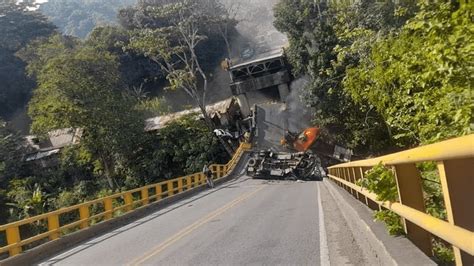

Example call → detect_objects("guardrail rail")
327 134 473 266
0 142 252 259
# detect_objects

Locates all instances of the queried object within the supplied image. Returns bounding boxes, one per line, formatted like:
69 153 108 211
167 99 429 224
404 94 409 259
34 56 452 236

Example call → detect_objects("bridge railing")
327 134 473 265
0 142 252 259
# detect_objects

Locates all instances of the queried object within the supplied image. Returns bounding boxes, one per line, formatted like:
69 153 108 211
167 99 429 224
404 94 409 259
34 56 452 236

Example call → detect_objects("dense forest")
0 1 471 260
274 0 472 152
0 0 234 228
273 1 471 262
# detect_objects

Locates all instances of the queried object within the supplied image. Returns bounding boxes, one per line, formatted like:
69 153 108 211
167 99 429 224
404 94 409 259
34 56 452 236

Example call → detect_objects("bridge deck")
39 176 367 265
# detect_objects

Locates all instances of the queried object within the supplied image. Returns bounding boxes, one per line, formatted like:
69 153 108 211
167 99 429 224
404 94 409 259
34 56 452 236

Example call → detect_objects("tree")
0 1 56 119
27 40 146 189
0 120 28 224
274 0 415 152
344 1 472 145
127 0 234 155
85 26 163 88
212 0 240 58
126 115 229 188
118 0 230 72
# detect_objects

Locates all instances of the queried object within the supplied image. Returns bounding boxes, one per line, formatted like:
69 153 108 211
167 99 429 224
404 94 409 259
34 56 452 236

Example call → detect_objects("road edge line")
317 182 330 266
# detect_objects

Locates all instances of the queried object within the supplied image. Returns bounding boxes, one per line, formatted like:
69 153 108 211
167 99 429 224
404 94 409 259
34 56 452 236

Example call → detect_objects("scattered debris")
280 127 321 152
246 150 324 181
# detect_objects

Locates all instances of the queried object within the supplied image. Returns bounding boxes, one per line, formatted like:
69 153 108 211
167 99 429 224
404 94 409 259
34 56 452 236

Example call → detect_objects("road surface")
39 175 367 265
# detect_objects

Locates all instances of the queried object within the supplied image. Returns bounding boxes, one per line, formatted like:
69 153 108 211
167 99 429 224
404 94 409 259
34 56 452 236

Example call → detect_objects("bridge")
1 137 473 265
228 48 291 117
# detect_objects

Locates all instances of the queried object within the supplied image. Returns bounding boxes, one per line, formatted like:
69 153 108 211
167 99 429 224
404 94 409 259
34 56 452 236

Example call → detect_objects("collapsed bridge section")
228 49 291 117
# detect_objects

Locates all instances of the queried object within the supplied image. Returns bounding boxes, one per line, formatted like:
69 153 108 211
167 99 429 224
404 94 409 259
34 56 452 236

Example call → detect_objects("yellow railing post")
141 188 149 205
346 167 357 197
79 205 90 229
155 184 162 200
124 192 133 212
167 181 174 196
350 167 360 200
359 167 369 205
393 164 432 256
212 165 217 178
438 158 474 265
6 226 21 256
336 168 342 186
48 214 60 240
342 168 351 193
104 198 113 220
187 176 192 189
177 178 183 193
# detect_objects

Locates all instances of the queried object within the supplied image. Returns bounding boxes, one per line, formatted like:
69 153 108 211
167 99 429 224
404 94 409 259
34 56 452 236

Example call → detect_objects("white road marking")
317 182 330 266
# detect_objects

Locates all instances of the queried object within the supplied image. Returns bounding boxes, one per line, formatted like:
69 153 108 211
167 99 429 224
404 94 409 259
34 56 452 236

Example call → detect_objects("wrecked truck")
246 150 325 180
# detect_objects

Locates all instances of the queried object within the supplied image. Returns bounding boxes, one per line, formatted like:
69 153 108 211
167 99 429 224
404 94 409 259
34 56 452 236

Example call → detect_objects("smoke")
221 0 287 57
286 77 313 132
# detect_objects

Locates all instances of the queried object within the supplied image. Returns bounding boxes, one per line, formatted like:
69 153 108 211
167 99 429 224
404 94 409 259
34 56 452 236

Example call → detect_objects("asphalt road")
40 176 351 266
38 101 369 266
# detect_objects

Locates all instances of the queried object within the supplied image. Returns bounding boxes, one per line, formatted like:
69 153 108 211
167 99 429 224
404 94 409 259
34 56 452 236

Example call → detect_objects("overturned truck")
246 150 324 180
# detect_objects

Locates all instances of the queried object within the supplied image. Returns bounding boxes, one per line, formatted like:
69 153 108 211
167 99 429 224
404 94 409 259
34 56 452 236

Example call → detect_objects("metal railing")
327 134 474 265
0 142 252 259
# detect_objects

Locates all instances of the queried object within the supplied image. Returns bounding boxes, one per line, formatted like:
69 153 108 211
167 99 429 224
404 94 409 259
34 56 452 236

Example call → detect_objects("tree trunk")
101 155 115 189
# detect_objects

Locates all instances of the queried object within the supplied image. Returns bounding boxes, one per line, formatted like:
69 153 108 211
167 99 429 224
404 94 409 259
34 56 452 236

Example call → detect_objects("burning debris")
246 150 324 181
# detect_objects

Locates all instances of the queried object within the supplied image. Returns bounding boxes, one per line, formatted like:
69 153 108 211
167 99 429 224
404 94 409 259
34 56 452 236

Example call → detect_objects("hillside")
39 0 136 38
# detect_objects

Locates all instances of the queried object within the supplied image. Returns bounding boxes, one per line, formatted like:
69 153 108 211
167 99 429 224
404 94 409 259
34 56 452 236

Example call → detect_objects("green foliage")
17 34 79 79
418 162 447 220
344 1 472 145
374 209 404 236
432 239 455 265
0 121 27 181
135 97 170 117
0 121 28 223
275 2 467 260
0 2 56 51
0 0 231 227
358 162 398 202
127 115 229 187
273 0 408 151
123 0 231 74
357 163 403 236
39 0 136 39
26 37 146 188
274 1 471 151
6 178 48 221
0 2 56 118
86 26 163 88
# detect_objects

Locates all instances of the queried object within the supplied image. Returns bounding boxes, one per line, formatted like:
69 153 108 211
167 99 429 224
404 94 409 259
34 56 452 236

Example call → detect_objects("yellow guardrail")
327 134 474 266
0 142 252 259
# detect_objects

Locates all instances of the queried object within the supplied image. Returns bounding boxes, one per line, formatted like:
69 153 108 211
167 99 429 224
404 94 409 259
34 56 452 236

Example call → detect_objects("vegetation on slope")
275 1 471 263
274 0 472 152
0 0 232 229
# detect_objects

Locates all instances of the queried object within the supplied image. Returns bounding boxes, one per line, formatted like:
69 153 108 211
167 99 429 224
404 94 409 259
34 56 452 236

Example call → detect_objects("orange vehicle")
280 127 321 152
